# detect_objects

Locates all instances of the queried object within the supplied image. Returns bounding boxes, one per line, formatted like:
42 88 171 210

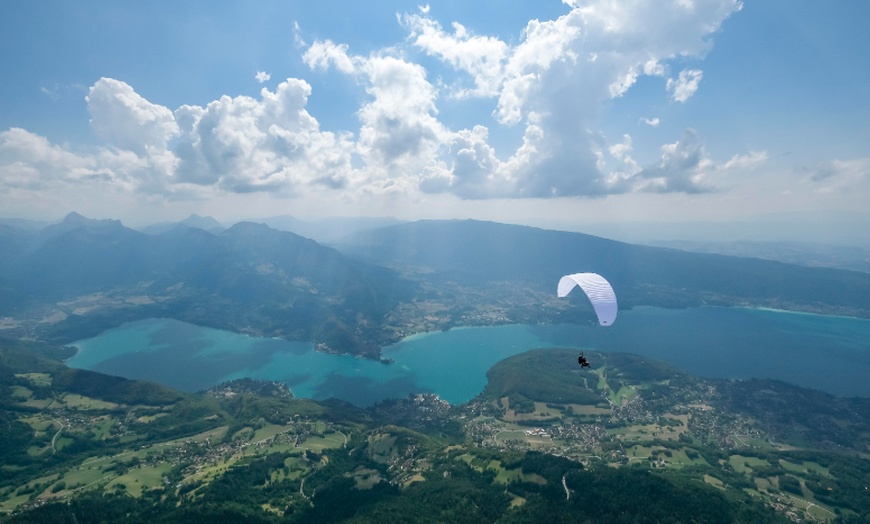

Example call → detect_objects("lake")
67 306 870 406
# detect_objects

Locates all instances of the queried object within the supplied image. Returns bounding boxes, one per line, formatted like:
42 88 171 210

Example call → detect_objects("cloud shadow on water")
311 373 430 408
92 336 285 392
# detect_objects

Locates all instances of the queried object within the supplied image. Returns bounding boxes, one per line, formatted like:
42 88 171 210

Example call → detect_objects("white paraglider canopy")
557 272 618 326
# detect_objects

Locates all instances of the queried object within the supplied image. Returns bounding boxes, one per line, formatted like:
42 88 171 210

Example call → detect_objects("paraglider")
557 272 618 326
558 272 618 368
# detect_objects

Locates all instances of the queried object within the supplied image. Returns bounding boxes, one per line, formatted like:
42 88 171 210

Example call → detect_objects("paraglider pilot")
578 352 590 368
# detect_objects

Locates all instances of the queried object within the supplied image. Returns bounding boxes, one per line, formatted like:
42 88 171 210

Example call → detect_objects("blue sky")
1 1 868 242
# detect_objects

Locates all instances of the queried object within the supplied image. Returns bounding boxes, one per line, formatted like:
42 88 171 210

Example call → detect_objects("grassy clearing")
625 445 653 461
488 460 524 485
10 386 33 401
302 432 345 453
15 373 52 387
612 423 681 441
402 473 425 488
729 455 770 474
168 426 229 445
457 453 478 470
88 416 117 440
351 467 383 489
782 492 837 522
458 455 546 487
742 436 775 449
60 393 119 410
611 385 638 405
60 464 112 488
567 403 610 415
779 459 831 477
508 494 527 508
495 430 526 442
703 474 725 489
107 463 173 497
252 423 292 443
663 448 708 467
135 413 168 423
19 398 54 409
755 477 774 492
367 434 398 462
257 443 300 455
502 407 561 423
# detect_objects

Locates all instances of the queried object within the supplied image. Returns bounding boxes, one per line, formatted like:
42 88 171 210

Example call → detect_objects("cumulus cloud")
0 125 179 197
605 130 767 194
303 39 357 74
0 128 98 190
399 0 741 197
401 11 508 98
174 78 355 193
667 69 703 102
2 0 755 206
356 56 447 168
642 117 661 127
2 78 356 199
87 78 179 154
633 129 716 192
303 40 453 194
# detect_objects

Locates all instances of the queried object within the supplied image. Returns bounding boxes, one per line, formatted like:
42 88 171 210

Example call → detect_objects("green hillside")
2 338 868 522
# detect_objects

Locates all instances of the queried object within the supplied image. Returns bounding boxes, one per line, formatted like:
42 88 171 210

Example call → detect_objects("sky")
1 0 869 243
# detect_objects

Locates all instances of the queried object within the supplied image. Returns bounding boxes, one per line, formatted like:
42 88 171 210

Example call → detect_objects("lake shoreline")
67 306 870 405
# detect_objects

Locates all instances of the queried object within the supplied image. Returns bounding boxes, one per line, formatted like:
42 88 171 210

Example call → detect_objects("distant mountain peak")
62 211 89 224
54 212 123 232
180 214 224 232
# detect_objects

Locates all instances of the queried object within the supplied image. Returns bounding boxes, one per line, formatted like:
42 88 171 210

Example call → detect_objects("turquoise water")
67 307 870 405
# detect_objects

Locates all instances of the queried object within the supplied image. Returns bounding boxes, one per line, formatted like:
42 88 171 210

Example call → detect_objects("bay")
67 306 870 406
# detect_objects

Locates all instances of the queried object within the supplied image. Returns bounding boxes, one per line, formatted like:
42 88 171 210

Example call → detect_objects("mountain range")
341 219 870 316
0 213 410 357
2 213 870 357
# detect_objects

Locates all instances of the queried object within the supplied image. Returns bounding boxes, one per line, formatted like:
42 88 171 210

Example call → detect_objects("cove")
67 306 870 406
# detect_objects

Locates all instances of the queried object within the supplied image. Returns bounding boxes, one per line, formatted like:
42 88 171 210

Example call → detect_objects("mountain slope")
0 213 411 356
344 219 870 316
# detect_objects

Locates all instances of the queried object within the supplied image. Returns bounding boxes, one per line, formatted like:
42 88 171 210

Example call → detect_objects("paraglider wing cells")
557 272 618 326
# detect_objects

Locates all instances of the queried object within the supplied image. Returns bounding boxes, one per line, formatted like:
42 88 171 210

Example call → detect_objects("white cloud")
641 117 661 127
803 158 870 193
643 59 667 77
356 56 448 169
87 78 179 155
0 128 97 189
401 13 508 98
609 67 639 98
40 84 60 101
174 78 355 193
615 130 767 194
667 68 703 102
398 0 741 198
0 126 177 197
292 21 306 48
255 71 271 83
721 150 767 170
2 0 755 211
303 39 357 74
